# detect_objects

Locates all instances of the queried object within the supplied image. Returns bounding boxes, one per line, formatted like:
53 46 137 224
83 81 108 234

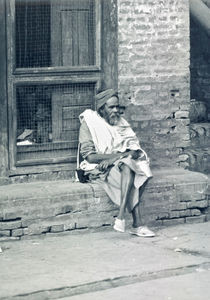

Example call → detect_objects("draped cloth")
79 109 152 212
79 109 141 154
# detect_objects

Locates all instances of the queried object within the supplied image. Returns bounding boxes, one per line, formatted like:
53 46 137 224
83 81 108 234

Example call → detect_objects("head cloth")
95 89 118 110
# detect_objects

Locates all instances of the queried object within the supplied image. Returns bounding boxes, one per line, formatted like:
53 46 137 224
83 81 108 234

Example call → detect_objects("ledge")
0 168 209 241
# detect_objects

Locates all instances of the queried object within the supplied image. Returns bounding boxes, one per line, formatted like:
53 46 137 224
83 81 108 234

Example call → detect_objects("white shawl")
79 109 140 154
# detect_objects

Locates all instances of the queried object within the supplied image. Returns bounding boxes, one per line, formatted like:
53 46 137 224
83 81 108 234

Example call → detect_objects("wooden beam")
0 0 9 177
190 0 210 37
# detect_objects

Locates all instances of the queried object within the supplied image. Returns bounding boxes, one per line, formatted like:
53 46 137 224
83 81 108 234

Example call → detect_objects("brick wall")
118 0 191 168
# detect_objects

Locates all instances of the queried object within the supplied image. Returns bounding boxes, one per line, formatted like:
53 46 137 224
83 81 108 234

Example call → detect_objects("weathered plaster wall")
118 0 191 168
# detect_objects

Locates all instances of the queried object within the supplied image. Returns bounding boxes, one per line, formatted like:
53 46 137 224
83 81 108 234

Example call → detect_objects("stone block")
162 218 185 226
177 154 189 162
0 221 22 231
175 119 190 128
175 141 191 148
24 225 50 236
64 223 76 231
179 209 191 217
170 202 187 210
3 212 22 220
169 211 180 219
191 209 201 216
50 224 65 233
185 215 206 224
0 230 10 237
175 111 189 119
178 162 189 169
11 228 24 237
0 236 19 242
156 212 170 220
176 189 207 202
187 200 208 209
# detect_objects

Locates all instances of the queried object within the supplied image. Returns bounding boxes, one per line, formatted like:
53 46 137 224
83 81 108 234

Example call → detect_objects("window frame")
8 0 101 74
6 0 102 173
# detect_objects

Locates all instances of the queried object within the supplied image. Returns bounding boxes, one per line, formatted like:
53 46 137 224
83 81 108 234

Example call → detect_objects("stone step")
184 147 210 174
190 122 210 148
0 168 209 241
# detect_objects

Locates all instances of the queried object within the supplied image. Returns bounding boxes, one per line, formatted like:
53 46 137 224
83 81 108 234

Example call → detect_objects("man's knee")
121 164 134 179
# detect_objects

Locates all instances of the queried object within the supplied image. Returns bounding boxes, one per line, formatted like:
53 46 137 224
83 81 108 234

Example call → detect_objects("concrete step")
0 168 209 241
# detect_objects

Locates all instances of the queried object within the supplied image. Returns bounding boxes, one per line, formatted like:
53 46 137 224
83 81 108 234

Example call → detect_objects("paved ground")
0 222 210 300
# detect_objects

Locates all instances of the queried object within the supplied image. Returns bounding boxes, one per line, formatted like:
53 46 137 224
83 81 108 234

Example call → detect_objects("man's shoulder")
79 109 98 121
79 118 92 141
117 116 130 127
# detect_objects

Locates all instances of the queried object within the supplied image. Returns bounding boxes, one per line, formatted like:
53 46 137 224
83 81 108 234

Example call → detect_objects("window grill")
16 83 95 164
15 0 96 68
16 0 51 68
14 0 97 166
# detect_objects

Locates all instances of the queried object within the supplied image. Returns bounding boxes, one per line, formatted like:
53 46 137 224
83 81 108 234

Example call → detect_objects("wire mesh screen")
16 83 95 164
15 0 96 68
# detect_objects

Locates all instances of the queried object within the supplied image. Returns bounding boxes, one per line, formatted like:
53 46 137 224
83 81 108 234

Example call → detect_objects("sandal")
113 218 125 233
129 226 155 237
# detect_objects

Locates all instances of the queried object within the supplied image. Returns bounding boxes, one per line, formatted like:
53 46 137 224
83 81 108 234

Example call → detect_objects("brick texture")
118 0 190 168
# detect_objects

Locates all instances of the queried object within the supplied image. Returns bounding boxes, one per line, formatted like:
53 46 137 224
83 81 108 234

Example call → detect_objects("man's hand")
97 158 116 172
130 149 144 160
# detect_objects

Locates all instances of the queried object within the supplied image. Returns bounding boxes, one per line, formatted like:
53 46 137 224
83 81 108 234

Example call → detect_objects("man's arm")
87 150 143 172
79 120 142 171
79 120 128 163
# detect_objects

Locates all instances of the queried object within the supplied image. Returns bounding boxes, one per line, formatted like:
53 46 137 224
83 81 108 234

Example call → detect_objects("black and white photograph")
0 0 210 299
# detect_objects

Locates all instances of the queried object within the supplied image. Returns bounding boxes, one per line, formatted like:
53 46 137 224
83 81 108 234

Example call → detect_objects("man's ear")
98 104 105 117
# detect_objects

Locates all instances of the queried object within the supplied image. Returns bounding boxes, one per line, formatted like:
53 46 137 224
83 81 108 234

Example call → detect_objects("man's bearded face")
101 96 120 125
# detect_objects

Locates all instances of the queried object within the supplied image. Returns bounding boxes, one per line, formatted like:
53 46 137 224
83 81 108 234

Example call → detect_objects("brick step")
0 168 209 241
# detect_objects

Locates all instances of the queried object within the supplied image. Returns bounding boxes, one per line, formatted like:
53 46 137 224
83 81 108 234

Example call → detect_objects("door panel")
52 84 94 142
51 0 95 67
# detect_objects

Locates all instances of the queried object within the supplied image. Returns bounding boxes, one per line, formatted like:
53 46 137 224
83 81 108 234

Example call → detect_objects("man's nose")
113 106 118 112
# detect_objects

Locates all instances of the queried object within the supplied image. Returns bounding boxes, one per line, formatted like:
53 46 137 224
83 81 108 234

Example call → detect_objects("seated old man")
78 89 155 237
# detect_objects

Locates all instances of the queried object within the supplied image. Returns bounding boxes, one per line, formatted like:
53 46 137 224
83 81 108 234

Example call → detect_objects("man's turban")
95 89 118 110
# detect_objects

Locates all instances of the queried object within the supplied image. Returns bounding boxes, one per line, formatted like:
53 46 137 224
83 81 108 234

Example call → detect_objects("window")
7 0 101 171
7 0 118 173
15 0 96 68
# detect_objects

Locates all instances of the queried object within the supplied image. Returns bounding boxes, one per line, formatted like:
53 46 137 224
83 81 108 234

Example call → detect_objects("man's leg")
131 180 148 227
131 204 143 228
130 180 155 237
117 164 134 220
